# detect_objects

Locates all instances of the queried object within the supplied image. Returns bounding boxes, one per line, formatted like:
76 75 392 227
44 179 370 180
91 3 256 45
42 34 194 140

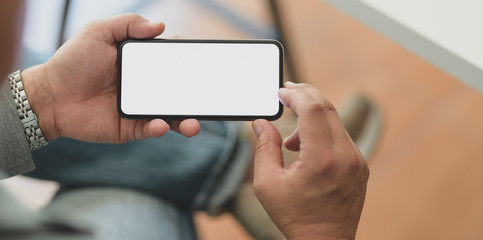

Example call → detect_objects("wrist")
21 64 59 141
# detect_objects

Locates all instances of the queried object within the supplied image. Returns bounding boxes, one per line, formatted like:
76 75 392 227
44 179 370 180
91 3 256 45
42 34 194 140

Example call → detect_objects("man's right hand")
252 82 369 240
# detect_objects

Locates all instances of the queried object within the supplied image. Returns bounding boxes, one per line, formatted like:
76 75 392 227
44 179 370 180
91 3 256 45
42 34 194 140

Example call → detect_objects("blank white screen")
120 41 281 117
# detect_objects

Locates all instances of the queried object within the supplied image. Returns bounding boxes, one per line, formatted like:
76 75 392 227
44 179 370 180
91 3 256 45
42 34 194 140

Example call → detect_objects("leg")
27 122 253 238
0 173 93 240
27 121 248 210
41 187 196 240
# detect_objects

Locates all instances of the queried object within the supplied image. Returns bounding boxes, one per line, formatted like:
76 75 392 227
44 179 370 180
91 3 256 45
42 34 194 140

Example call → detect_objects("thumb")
252 120 284 179
92 13 165 43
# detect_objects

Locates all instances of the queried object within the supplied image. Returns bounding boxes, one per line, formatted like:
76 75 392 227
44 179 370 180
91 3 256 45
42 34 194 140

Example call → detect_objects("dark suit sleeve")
0 80 35 178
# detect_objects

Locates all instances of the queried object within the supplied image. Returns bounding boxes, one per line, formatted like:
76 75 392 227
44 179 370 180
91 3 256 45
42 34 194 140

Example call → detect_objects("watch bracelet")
8 70 47 150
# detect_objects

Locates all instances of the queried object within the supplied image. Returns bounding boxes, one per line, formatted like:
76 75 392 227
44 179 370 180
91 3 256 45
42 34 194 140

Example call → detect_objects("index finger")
278 84 348 155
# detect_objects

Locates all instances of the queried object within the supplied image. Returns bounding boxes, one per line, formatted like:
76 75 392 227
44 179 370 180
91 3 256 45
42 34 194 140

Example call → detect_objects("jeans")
24 121 252 240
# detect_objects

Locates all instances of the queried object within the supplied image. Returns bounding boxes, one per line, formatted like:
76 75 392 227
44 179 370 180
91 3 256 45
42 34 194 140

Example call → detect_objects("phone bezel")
117 39 284 121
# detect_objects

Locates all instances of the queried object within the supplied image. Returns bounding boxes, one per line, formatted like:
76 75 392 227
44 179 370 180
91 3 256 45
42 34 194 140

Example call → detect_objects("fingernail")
278 88 289 97
284 81 295 86
149 21 164 27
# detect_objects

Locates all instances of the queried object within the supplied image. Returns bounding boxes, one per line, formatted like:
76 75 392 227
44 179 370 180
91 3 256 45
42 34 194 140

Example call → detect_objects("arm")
0 81 34 177
0 1 33 177
252 82 369 240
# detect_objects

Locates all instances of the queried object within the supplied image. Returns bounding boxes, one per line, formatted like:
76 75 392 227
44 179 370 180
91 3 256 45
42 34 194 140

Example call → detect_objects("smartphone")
118 39 284 120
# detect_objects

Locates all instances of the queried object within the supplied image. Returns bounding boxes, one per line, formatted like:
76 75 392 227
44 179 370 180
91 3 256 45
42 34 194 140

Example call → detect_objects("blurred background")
2 0 483 239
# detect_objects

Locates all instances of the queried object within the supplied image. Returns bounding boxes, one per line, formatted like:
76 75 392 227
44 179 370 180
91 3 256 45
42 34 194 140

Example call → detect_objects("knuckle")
123 12 138 26
255 139 270 155
124 12 135 19
322 153 338 171
255 133 281 156
311 147 367 176
116 12 136 24
344 149 368 175
310 150 337 175
296 83 313 89
305 101 337 115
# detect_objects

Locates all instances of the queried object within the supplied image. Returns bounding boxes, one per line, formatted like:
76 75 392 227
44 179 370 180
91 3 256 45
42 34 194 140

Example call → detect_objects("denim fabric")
24 121 251 239
41 187 196 240
0 172 94 240
28 122 242 209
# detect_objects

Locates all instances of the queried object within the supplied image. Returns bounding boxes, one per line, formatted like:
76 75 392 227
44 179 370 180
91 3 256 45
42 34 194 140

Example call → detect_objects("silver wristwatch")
8 70 48 150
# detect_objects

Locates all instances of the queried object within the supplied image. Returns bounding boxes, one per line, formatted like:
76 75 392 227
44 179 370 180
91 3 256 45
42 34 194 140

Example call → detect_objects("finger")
178 119 201 137
283 81 324 102
167 119 201 137
279 86 342 135
135 119 170 140
94 13 165 43
252 119 284 179
146 119 170 137
283 128 300 151
278 87 347 156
